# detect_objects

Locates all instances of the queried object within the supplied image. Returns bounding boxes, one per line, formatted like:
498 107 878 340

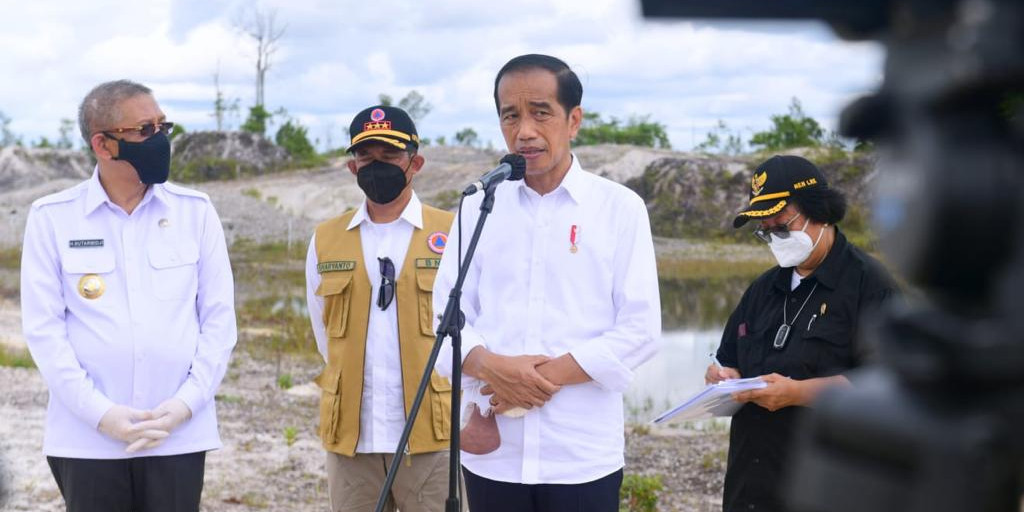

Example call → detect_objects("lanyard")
774 282 818 350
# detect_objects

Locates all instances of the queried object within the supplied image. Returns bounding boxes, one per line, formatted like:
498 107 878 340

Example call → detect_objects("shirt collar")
809 226 848 290
347 191 424 230
516 153 587 205
83 167 164 216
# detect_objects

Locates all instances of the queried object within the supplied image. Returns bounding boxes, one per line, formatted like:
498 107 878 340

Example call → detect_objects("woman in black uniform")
706 155 897 512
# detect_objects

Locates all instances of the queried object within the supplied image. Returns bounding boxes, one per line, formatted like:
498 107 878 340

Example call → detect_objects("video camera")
641 1 1024 511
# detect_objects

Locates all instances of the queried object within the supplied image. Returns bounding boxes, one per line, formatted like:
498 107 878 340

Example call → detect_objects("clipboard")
651 377 767 424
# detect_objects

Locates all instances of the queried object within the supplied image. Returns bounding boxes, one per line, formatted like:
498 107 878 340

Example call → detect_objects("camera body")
643 1 1024 510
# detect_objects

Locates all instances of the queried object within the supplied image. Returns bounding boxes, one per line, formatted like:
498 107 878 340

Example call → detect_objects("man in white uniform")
20 80 237 512
433 54 662 511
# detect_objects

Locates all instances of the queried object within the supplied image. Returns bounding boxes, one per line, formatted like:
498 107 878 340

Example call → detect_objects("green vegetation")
620 474 663 512
171 156 255 182
454 127 479 148
0 246 21 269
701 448 728 470
242 187 262 199
0 345 35 368
284 426 298 447
576 112 671 149
215 394 243 404
275 119 320 165
277 373 293 390
242 105 273 136
749 97 825 151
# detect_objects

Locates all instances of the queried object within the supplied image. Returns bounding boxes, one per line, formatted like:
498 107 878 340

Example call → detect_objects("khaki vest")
313 204 455 456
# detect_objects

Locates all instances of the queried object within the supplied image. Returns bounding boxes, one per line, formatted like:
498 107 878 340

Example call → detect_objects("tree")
169 123 186 141
210 65 238 132
694 120 744 155
275 119 316 161
398 90 432 122
575 112 671 149
236 5 286 107
0 110 19 147
241 105 272 136
57 118 76 149
748 97 825 151
378 93 393 107
454 127 479 147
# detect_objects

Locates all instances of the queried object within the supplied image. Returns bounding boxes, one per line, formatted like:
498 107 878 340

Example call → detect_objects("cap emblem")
751 171 768 196
370 108 386 122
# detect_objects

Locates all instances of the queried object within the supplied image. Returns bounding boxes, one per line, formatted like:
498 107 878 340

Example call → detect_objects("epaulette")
161 181 211 202
30 181 88 209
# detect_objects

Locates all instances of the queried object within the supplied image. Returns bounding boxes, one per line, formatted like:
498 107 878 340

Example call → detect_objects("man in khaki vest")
305 105 457 512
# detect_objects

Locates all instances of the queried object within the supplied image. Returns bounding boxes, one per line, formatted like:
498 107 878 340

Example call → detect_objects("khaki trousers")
325 451 466 512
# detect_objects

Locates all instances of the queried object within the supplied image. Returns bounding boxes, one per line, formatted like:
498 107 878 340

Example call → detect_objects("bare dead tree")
235 5 286 107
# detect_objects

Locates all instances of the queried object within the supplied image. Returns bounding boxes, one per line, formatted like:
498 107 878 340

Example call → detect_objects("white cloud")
0 0 883 151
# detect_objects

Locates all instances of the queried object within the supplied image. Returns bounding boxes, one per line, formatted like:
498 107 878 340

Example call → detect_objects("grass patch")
657 257 769 281
620 473 663 512
0 246 21 270
0 345 35 368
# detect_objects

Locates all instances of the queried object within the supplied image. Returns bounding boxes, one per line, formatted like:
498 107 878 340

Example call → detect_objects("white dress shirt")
433 156 661 484
20 169 237 459
306 193 421 453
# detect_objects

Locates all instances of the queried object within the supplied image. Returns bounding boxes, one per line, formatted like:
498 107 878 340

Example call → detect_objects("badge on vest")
415 258 442 269
317 260 356 273
427 232 448 254
69 239 104 248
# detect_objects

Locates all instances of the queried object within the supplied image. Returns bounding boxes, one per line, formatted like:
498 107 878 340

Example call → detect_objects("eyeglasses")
377 257 395 311
753 212 802 243
102 121 175 139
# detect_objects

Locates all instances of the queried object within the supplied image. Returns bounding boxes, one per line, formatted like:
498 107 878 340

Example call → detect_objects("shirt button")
753 458 760 464
748 505 756 510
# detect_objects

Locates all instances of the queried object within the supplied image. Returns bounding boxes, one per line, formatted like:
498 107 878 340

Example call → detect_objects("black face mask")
112 132 171 184
357 160 410 204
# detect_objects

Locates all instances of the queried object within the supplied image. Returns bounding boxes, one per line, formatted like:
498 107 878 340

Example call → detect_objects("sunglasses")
377 257 395 311
102 121 175 139
752 212 802 243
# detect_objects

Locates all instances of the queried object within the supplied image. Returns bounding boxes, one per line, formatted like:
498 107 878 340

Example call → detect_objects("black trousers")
463 467 623 512
47 452 206 512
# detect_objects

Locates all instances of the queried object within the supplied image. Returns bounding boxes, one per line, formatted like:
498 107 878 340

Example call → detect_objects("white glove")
125 398 192 453
97 405 169 444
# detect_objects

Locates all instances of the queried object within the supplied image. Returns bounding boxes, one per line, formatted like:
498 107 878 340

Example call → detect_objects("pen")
709 352 723 370
807 314 817 331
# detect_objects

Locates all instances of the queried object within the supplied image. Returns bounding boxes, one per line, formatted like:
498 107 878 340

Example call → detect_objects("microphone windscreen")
500 154 527 180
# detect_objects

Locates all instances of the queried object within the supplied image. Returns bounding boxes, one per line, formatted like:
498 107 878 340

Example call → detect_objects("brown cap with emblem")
733 155 829 228
346 105 419 153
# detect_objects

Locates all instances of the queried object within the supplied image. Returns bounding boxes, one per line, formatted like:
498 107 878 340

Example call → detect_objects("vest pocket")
314 369 342 443
316 274 353 338
429 373 452 441
416 270 436 337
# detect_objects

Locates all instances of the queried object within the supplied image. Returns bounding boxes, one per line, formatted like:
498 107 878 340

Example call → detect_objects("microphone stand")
374 182 500 512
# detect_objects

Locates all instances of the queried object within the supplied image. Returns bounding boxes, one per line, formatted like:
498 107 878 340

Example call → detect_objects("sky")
0 0 884 152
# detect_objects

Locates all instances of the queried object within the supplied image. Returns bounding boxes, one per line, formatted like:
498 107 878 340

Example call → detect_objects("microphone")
462 154 526 195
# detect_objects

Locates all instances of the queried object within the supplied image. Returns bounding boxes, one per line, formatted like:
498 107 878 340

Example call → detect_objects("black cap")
732 155 828 228
346 105 419 153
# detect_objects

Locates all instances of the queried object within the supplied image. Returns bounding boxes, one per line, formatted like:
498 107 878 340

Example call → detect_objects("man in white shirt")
305 105 458 512
20 80 237 511
432 54 662 511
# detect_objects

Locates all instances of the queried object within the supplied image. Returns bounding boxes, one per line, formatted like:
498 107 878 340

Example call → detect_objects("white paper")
651 377 767 424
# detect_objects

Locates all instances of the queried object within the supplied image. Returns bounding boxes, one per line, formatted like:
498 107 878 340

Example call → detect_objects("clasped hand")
97 398 192 453
477 352 560 414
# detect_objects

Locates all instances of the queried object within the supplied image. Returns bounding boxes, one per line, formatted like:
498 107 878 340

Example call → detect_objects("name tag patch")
415 258 441 269
317 260 356 273
69 239 104 248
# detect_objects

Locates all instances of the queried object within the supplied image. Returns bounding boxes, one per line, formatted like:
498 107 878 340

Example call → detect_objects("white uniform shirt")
306 193 420 453
20 169 237 459
433 156 661 484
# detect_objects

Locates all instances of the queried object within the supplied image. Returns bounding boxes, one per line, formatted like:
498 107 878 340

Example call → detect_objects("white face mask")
768 217 826 268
